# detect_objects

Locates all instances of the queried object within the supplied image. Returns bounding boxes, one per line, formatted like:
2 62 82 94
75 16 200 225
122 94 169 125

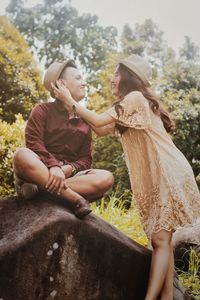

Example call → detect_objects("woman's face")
111 66 121 97
60 67 87 101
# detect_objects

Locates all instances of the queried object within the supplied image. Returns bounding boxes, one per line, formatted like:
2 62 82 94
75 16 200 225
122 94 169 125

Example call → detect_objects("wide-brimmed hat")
119 54 152 84
43 59 76 96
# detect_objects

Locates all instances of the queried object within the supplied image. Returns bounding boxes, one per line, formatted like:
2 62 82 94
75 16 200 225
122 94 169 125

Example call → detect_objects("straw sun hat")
119 54 152 84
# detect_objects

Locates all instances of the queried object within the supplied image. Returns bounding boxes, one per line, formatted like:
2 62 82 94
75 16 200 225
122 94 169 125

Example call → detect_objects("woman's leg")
145 230 173 300
160 244 174 300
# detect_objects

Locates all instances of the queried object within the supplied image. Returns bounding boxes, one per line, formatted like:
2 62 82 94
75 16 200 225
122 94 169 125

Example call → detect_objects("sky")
0 0 200 52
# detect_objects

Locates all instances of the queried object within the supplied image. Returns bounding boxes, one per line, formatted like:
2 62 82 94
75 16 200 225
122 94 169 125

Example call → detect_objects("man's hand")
46 166 67 195
61 164 73 178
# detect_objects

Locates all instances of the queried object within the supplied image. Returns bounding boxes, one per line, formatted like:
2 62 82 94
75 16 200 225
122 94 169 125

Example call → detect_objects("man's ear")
57 78 66 86
58 78 67 86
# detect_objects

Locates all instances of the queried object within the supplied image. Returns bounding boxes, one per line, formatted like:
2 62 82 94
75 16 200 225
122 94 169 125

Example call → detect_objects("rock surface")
0 194 190 300
173 220 200 248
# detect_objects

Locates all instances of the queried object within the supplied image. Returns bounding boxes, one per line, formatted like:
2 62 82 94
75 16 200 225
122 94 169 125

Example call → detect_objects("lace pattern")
106 91 151 129
134 181 200 239
106 91 200 240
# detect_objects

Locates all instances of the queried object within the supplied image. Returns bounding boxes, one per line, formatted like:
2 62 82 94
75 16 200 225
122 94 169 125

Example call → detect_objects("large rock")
0 194 190 300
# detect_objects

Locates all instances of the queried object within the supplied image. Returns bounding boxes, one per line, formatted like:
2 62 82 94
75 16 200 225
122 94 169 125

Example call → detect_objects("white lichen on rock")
47 250 53 256
50 290 57 298
53 242 59 250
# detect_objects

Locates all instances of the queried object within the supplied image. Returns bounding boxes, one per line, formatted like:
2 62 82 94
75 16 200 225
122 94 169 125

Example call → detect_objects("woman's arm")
52 81 115 127
89 123 115 136
73 105 114 127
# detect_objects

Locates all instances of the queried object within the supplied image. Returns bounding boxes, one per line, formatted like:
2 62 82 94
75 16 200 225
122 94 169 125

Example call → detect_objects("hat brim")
118 54 152 86
50 60 74 98
54 59 75 83
119 60 150 85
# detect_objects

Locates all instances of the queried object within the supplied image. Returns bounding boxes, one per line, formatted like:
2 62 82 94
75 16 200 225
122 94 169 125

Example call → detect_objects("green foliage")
91 194 148 246
160 57 200 92
6 0 118 73
92 135 131 202
177 248 200 298
0 114 25 196
88 53 122 109
161 89 200 179
0 16 47 123
156 47 200 181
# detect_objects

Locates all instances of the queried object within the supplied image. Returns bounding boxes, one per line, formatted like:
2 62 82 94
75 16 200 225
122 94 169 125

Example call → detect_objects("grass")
177 248 200 299
92 194 200 299
91 193 148 247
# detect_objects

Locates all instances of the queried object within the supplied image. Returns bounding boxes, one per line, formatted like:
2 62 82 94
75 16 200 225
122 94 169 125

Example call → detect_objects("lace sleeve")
105 91 151 129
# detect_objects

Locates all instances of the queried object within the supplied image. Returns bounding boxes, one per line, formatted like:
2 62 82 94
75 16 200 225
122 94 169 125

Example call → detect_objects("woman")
52 54 200 300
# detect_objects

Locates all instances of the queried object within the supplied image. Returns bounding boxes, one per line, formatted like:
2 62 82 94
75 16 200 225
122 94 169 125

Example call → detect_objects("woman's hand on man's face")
51 80 75 106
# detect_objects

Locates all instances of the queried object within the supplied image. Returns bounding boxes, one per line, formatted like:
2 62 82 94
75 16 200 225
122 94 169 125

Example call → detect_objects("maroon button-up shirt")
25 99 92 171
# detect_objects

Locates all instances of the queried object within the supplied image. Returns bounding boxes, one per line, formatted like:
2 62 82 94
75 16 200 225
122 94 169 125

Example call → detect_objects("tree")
6 0 118 75
161 89 200 180
0 16 47 123
180 36 200 62
121 19 175 69
155 37 200 182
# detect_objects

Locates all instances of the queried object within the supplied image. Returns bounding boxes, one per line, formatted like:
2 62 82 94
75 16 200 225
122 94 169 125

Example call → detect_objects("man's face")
60 67 87 101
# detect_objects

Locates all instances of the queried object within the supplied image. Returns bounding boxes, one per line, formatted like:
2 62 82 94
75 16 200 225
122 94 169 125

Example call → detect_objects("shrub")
0 114 25 196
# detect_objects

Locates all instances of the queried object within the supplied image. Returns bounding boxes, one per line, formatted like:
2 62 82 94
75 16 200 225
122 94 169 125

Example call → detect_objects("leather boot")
73 197 92 219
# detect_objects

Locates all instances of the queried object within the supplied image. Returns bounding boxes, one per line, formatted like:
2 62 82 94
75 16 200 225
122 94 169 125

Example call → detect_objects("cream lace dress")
105 91 200 239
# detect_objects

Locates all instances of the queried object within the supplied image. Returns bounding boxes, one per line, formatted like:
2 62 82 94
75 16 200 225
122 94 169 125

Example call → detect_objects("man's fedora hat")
43 59 76 96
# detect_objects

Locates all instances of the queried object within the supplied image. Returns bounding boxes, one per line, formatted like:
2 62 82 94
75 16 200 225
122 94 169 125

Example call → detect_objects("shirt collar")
54 99 68 113
53 99 81 120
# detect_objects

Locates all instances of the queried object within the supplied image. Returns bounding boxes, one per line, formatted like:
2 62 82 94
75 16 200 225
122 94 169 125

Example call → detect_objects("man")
13 59 114 218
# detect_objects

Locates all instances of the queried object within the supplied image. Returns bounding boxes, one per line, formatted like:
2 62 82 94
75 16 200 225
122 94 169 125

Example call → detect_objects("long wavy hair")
114 63 175 134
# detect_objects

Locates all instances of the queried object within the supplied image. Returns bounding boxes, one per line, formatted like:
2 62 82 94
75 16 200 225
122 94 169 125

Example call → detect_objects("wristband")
70 164 77 176
72 104 78 118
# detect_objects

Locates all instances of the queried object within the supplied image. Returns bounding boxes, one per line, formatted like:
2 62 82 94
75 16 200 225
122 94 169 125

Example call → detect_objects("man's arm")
25 104 61 168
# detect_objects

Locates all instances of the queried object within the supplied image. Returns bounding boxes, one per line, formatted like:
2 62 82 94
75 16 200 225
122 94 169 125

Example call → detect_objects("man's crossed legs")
13 148 114 218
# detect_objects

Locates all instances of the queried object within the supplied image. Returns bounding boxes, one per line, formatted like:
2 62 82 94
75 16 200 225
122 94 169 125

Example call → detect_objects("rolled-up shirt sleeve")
25 104 61 168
